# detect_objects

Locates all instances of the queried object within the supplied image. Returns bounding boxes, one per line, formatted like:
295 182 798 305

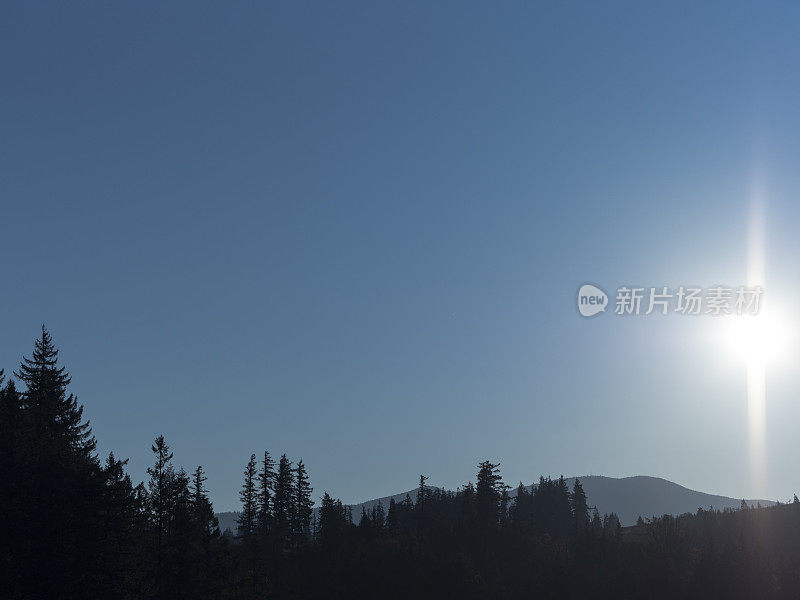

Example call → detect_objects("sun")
723 308 791 365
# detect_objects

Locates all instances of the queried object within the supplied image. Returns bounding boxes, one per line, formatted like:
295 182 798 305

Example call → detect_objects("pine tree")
0 375 20 510
12 329 109 598
273 453 295 547
15 325 96 459
603 512 621 539
256 450 276 536
148 435 175 548
294 459 313 542
318 492 347 548
570 478 589 536
499 483 511 528
147 435 178 599
372 500 386 533
0 375 23 595
386 498 399 536
590 508 602 537
460 482 476 528
187 465 221 599
417 474 429 538
166 466 193 599
191 465 207 507
191 465 220 538
99 451 142 598
237 453 258 540
476 460 502 530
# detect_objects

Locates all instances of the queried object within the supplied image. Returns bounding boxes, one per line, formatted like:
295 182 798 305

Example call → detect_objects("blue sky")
4 2 800 511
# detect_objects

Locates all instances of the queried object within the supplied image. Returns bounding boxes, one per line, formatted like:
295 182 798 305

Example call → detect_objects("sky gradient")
4 2 800 511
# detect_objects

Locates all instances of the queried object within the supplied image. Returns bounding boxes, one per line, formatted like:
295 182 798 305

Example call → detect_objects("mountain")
215 475 776 531
516 476 775 526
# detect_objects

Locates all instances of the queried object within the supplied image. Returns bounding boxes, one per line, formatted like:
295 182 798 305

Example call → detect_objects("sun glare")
723 310 791 365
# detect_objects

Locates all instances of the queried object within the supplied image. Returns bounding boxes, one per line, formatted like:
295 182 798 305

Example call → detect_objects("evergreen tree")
499 483 511 528
571 478 589 536
256 450 276 536
148 435 175 555
372 500 386 532
191 465 220 539
15 325 96 459
237 453 258 540
0 375 21 578
459 482 476 528
417 474 429 538
294 459 313 541
11 329 109 598
603 512 621 539
386 498 399 536
189 465 222 599
318 492 347 548
97 452 142 598
476 460 502 530
273 453 295 546
147 434 193 599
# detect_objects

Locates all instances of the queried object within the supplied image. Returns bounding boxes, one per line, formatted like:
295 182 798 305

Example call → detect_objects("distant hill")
517 476 775 526
216 475 775 531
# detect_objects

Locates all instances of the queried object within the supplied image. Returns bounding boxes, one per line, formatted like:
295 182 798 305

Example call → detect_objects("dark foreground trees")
4 328 800 599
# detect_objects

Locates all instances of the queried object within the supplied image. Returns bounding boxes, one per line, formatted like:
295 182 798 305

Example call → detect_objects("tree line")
3 328 800 599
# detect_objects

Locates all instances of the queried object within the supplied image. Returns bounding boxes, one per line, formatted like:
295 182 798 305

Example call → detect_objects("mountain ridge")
215 474 776 533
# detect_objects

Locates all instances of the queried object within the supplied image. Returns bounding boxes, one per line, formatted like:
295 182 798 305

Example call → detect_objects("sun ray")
746 186 766 497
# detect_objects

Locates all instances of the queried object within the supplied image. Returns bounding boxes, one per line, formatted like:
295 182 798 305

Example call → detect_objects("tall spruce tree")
256 450 276 536
147 435 179 599
0 373 21 593
318 492 347 548
570 478 589 535
386 498 399 536
273 453 295 546
417 474 429 538
237 453 258 540
12 328 109 598
191 465 220 539
476 460 503 530
294 459 313 542
15 325 96 459
147 435 175 551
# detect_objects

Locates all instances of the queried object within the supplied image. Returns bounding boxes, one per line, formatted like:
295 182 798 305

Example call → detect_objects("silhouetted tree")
476 460 502 530
294 459 313 542
256 451 275 537
10 328 111 598
417 474 429 538
237 454 258 540
571 478 589 536
273 454 295 548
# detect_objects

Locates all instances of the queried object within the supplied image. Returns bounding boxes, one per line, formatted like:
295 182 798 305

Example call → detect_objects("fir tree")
294 459 313 541
570 478 589 535
256 450 276 536
15 325 96 459
237 453 258 540
417 474 429 538
387 498 399 536
273 453 295 546
476 460 502 530
12 329 108 598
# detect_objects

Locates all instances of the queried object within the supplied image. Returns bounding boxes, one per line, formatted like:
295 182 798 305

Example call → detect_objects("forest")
3 328 800 599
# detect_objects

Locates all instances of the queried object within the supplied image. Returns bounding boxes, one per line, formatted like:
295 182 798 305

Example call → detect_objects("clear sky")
4 2 800 511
